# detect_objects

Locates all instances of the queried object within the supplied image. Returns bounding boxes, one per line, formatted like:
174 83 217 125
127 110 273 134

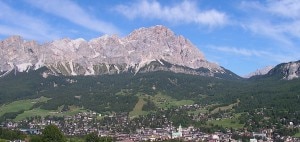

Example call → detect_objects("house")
209 134 220 142
253 132 267 139
19 128 40 135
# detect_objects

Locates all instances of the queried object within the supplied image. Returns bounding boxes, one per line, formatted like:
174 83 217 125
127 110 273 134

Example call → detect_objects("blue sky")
0 0 299 76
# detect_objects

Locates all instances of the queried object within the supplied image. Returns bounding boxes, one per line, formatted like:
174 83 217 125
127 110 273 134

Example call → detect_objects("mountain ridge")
0 25 237 79
244 66 273 78
266 60 300 80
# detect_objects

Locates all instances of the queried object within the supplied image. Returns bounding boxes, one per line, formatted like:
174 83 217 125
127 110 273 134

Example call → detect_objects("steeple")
178 124 182 132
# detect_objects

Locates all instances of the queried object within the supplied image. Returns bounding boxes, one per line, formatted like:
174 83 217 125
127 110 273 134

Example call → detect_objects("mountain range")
0 25 299 80
0 25 236 79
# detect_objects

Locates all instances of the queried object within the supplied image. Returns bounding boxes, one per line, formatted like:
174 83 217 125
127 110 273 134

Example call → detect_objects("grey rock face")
0 25 225 77
270 61 300 80
0 36 40 72
245 66 273 78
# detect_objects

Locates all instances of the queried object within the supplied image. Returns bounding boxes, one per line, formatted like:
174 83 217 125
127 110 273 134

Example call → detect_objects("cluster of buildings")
1 111 299 142
1 104 300 141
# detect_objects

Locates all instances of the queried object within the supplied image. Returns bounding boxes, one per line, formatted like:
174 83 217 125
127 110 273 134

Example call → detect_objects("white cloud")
240 0 300 47
0 25 50 41
0 1 59 41
267 0 300 19
25 0 119 34
115 0 227 27
208 45 299 63
245 21 294 46
208 45 270 57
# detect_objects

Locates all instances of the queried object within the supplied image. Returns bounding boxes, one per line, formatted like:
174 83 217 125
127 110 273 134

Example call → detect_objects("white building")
172 125 182 139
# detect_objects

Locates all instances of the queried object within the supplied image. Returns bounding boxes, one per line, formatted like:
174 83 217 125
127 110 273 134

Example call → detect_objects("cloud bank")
241 0 300 47
0 1 58 41
25 0 120 34
115 0 228 27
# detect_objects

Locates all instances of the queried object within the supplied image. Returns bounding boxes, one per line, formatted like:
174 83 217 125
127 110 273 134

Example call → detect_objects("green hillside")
0 67 299 123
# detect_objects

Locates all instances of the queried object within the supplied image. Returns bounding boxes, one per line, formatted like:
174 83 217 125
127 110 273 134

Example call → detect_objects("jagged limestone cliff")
0 25 231 77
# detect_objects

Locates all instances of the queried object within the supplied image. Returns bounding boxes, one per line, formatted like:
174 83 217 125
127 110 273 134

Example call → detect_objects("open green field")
129 96 148 117
188 107 209 115
208 114 244 129
151 93 194 108
66 137 84 142
0 96 89 121
209 118 244 129
129 93 194 117
188 103 219 115
0 139 8 142
210 99 240 114
14 106 88 121
1 92 195 120
294 132 300 137
0 96 50 116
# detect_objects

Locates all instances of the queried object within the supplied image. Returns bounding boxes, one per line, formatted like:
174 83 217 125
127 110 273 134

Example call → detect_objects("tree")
42 125 65 142
30 135 43 142
85 133 99 142
85 133 113 142
0 127 26 141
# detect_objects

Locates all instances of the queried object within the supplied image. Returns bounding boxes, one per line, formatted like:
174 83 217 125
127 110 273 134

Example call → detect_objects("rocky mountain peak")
2 35 23 43
124 25 206 67
127 25 175 40
267 60 300 80
245 66 273 78
0 25 228 77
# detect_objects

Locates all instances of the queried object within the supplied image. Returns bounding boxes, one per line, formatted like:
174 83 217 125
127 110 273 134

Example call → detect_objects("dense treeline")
0 110 25 122
142 99 157 111
0 127 26 141
0 125 115 142
232 78 300 127
0 68 244 114
0 67 300 123
85 132 114 142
